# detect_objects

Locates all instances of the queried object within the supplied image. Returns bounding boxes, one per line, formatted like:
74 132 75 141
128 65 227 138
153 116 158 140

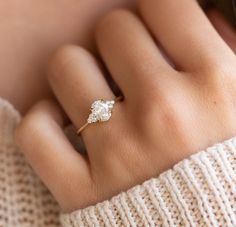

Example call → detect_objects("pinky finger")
15 100 92 212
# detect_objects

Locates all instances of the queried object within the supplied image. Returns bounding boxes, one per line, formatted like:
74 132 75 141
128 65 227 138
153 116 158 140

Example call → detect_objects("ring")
77 96 123 135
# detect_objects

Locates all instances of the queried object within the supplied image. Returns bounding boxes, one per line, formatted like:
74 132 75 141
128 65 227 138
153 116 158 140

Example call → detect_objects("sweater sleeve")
0 99 21 146
0 99 61 226
60 137 236 227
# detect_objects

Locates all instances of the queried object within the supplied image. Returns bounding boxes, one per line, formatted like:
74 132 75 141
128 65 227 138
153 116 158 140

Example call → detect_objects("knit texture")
1 98 236 227
61 138 236 226
0 99 61 227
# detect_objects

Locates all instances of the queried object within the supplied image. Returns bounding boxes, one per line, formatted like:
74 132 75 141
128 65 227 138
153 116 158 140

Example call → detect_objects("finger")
15 100 91 212
48 45 123 149
208 9 236 53
139 0 236 72
95 10 175 101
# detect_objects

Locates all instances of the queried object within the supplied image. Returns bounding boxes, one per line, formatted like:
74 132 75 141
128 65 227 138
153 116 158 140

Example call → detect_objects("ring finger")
48 45 121 150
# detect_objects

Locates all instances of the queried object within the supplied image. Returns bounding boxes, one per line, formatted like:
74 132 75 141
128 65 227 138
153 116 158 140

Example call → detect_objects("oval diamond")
87 99 114 123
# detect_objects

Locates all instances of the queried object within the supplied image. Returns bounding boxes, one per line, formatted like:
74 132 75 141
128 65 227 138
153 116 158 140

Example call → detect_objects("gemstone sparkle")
87 100 115 124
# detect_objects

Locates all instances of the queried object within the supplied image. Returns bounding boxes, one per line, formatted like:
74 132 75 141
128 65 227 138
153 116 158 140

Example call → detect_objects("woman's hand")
16 0 236 212
0 0 135 113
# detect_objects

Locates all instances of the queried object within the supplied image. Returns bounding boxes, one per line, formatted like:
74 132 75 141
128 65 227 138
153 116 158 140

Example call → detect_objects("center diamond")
87 100 115 124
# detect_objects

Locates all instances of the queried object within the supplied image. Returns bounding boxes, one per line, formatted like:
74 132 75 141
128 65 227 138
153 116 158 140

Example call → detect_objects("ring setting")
88 100 115 123
77 96 122 135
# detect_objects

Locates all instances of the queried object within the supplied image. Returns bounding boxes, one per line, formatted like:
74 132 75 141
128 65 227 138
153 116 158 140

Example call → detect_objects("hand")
16 0 236 212
0 0 135 113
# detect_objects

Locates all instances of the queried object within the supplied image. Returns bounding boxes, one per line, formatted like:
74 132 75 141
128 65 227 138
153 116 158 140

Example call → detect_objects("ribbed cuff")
60 137 236 227
0 98 21 146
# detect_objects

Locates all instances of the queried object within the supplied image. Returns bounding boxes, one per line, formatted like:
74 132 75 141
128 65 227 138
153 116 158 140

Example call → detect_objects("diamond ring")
77 96 123 135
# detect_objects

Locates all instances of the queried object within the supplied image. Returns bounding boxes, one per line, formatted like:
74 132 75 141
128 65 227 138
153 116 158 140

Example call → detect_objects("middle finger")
95 10 175 102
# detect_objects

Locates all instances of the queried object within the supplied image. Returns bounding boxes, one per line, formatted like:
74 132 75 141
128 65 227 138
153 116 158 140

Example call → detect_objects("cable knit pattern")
0 99 61 227
61 138 236 227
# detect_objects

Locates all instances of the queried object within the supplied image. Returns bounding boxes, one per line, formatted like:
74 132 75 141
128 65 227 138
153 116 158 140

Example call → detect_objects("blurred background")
0 0 235 114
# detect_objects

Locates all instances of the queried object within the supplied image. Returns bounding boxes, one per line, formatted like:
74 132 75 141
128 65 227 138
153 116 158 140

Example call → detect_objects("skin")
0 0 135 114
16 0 236 213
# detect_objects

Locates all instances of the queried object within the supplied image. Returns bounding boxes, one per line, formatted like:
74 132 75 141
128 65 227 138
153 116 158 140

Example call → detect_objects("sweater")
0 98 236 227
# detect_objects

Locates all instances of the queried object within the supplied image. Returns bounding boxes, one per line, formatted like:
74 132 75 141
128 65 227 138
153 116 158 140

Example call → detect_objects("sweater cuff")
60 137 236 227
0 98 21 146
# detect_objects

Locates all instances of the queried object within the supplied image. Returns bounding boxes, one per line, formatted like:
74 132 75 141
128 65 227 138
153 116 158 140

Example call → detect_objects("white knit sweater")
1 98 236 227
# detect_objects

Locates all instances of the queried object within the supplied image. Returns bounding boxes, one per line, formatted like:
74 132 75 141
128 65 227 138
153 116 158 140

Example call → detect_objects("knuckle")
206 65 225 78
200 64 236 94
96 9 135 36
142 94 183 131
15 100 55 146
203 62 233 82
47 45 88 81
159 105 181 129
15 112 37 147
